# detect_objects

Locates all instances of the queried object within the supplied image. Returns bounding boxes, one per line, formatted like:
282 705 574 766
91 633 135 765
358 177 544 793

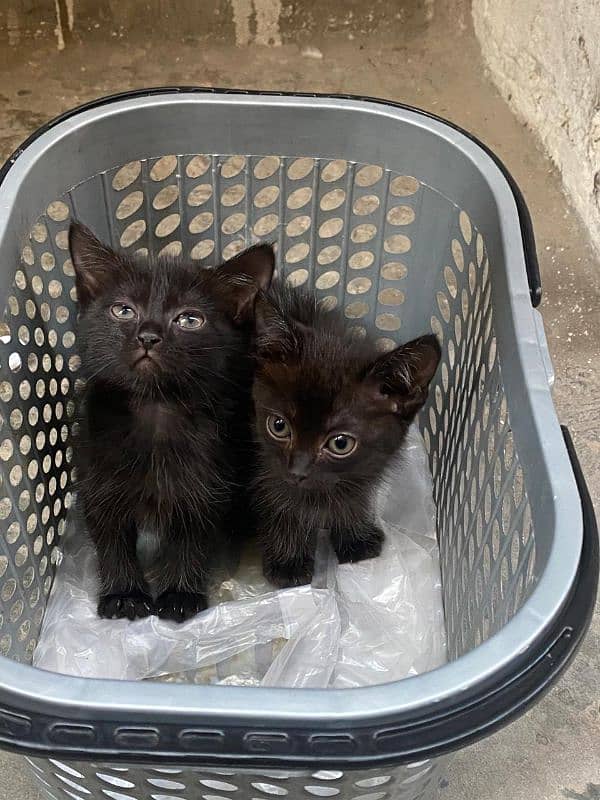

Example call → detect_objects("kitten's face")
253 298 441 493
254 363 403 491
69 223 274 396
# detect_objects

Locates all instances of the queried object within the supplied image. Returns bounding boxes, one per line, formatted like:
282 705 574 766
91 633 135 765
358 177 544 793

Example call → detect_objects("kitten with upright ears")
251 281 441 588
69 223 274 622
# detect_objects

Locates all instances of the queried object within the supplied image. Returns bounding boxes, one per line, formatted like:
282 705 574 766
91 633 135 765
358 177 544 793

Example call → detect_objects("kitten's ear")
254 295 299 359
365 334 441 418
216 243 276 324
68 222 123 307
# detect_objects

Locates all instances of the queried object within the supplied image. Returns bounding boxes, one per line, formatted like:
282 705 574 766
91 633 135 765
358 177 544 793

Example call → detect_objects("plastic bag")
33 425 447 687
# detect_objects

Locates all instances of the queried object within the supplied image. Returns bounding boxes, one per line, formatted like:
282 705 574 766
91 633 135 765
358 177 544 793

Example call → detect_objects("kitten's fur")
251 282 441 588
69 223 274 621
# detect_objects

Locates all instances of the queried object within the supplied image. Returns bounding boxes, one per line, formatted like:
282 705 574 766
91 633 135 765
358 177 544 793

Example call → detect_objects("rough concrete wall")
472 0 600 254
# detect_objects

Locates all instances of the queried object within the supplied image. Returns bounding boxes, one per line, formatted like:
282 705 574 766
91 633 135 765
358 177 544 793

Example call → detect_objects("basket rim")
0 88 593 766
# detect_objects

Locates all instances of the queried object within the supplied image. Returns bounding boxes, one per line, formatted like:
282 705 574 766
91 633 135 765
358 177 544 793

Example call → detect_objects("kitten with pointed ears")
69 223 274 621
251 282 441 588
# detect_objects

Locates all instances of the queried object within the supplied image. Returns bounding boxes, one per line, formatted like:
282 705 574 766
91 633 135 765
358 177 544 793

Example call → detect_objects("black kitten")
251 282 441 588
69 223 274 621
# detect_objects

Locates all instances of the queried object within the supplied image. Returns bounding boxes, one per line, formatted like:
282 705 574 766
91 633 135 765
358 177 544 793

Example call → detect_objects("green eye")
325 433 357 457
175 312 205 330
110 303 137 321
266 415 291 440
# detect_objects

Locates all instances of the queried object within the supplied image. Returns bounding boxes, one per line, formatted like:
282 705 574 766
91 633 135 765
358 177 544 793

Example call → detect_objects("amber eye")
266 414 291 440
110 303 137 321
324 433 357 458
175 312 205 330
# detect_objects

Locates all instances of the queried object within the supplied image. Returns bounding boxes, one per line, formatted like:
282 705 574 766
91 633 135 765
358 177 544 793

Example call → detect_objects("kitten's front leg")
90 517 154 620
260 518 315 588
153 512 211 623
331 520 385 565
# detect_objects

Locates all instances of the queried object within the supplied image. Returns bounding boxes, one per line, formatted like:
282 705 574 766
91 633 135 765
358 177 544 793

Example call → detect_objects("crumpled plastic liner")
33 425 447 687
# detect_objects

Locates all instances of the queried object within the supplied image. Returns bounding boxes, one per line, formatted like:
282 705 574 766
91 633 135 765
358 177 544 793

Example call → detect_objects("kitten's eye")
175 312 205 330
266 414 291 440
325 433 357 458
110 303 137 321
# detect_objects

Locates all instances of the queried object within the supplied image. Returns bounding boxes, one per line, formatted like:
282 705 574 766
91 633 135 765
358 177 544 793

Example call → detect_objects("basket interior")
0 151 536 666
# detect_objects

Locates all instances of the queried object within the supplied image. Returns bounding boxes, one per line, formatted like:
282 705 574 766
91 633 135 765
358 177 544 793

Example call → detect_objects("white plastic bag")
34 425 447 687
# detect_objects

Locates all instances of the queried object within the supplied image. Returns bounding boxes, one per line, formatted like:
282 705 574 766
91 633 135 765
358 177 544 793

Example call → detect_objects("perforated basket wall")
0 93 555 800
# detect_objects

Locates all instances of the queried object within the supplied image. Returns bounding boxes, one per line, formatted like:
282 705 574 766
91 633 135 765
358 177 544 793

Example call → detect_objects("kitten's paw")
335 528 385 564
156 590 208 623
264 559 314 589
98 591 154 620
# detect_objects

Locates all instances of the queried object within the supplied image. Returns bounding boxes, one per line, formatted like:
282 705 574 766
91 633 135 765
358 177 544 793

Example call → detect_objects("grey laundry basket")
0 89 596 800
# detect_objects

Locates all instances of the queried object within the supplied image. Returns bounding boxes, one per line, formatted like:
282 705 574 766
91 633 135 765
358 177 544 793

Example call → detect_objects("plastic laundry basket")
0 89 596 800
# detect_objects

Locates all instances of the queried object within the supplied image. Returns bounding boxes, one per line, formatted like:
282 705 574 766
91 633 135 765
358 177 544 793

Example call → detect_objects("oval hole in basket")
254 156 280 180
384 234 411 254
378 288 404 306
251 783 288 795
390 175 419 197
155 214 180 238
285 243 309 263
287 187 312 209
312 772 343 781
319 295 338 311
345 301 369 319
221 213 246 235
112 161 141 190
351 223 377 243
199 779 238 792
221 155 246 178
47 200 69 222
349 250 374 270
150 155 177 182
287 157 314 180
355 165 383 187
353 194 379 215
317 245 341 265
321 160 347 183
189 212 214 235
315 270 340 290
375 313 401 331
381 261 407 280
286 215 311 237
153 185 179 211
452 238 464 271
387 205 415 226
347 277 371 295
221 184 246 207
459 210 472 244
319 218 343 238
120 220 146 247
254 214 279 236
187 184 213 207
287 269 309 287
116 191 144 220
190 240 215 260
146 777 186 790
96 773 135 789
320 189 346 211
254 185 279 208
186 155 211 178
222 240 245 261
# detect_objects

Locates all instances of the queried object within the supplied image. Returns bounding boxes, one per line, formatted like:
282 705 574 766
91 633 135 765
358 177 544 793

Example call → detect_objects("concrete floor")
0 1 598 798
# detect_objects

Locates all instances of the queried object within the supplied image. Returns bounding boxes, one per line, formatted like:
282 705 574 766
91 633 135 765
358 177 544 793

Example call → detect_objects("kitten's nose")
288 452 312 481
137 328 162 350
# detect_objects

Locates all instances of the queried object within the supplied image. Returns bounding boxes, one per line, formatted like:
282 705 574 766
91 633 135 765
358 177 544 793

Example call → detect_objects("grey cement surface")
0 1 598 799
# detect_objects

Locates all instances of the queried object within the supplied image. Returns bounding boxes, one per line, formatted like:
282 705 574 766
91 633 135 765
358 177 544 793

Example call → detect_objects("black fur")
251 281 441 588
69 223 274 621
